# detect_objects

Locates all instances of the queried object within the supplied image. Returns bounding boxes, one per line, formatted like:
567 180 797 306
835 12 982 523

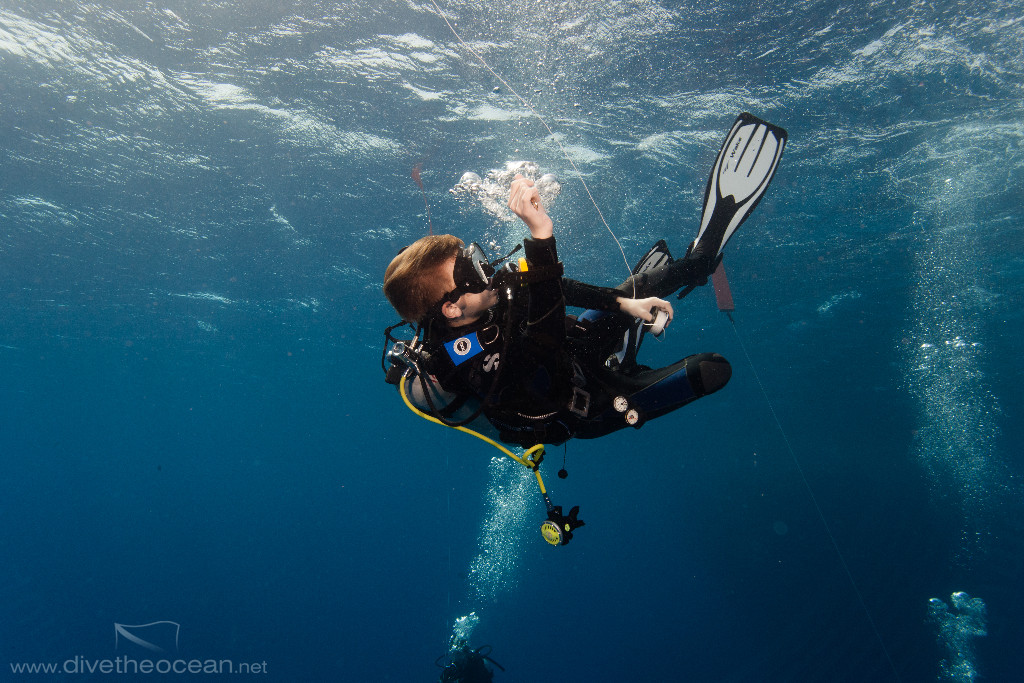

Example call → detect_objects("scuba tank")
383 331 493 432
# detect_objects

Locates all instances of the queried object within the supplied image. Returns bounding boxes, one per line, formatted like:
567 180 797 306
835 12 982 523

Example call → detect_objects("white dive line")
427 0 635 294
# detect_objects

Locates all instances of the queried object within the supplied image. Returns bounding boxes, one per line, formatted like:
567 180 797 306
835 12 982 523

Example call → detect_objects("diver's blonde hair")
383 234 463 322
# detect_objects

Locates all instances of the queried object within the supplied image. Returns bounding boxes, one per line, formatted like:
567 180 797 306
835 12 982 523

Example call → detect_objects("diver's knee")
615 273 642 294
686 352 731 396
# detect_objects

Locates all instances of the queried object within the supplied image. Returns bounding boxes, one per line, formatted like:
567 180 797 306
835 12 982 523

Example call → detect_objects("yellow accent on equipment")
399 373 548 488
540 520 563 546
395 334 583 545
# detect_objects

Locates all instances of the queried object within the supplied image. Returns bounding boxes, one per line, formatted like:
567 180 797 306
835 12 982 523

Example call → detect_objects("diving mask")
433 242 522 314
450 242 495 297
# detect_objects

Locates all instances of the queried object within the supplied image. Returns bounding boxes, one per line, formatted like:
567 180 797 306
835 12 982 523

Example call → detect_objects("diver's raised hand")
508 174 553 239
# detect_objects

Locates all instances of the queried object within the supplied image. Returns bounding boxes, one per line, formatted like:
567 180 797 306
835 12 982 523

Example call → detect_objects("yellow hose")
398 373 546 474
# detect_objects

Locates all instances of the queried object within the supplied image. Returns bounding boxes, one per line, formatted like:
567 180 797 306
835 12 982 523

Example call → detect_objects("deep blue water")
2 0 1022 681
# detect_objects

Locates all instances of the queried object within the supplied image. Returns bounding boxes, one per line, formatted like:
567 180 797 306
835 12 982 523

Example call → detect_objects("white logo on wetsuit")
483 353 500 372
452 337 473 356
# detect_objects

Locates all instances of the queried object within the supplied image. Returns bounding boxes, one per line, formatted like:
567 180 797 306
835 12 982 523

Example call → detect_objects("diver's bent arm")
562 278 620 311
562 278 672 323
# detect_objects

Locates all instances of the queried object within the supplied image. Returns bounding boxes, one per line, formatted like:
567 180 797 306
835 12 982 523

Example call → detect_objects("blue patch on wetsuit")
444 332 484 366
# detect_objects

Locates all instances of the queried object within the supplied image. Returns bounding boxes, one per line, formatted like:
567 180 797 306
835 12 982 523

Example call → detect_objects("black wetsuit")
422 236 622 444
417 236 733 446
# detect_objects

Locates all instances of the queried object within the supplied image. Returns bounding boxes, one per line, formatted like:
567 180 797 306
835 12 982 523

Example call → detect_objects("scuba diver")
383 113 787 449
437 641 504 683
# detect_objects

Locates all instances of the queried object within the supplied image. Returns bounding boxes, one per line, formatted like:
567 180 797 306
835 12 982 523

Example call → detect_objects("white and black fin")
688 112 787 265
603 240 675 368
632 239 673 275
